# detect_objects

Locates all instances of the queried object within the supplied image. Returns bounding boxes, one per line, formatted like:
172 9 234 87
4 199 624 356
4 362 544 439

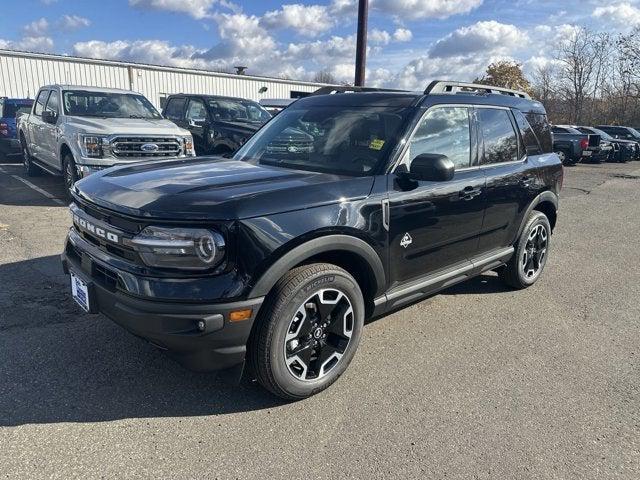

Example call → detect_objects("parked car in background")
163 94 271 156
551 125 603 165
259 98 296 116
594 125 640 160
62 81 562 400
576 126 637 162
0 97 33 159
18 85 195 192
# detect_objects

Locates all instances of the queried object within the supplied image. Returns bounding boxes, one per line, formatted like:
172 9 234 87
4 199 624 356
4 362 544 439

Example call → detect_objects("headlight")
79 134 110 158
131 226 225 270
183 136 195 156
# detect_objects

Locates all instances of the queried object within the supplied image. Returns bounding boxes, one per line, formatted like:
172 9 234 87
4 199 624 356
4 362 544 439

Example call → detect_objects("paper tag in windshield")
369 139 385 151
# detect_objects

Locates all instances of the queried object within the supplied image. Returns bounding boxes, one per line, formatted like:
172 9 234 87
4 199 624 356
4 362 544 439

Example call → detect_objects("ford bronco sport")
61 81 563 400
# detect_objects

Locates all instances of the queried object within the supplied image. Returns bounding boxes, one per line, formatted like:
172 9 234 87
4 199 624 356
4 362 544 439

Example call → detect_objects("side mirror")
409 153 455 182
188 118 207 127
42 110 57 124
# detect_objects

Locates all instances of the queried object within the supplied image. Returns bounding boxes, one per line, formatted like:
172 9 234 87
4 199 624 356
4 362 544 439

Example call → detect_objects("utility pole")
354 0 368 86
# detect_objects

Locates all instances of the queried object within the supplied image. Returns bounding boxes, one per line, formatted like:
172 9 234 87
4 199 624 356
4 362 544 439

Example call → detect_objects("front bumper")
61 233 264 372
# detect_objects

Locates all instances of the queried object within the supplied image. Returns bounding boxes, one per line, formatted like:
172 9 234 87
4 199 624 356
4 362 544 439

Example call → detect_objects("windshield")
234 105 410 176
62 90 162 119
207 98 271 124
627 127 640 138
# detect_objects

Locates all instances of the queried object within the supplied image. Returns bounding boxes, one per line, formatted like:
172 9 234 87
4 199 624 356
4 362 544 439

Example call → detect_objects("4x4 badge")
400 233 412 249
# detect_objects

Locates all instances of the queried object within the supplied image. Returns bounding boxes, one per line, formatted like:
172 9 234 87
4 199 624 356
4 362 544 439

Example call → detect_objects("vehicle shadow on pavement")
0 255 283 427
0 163 69 208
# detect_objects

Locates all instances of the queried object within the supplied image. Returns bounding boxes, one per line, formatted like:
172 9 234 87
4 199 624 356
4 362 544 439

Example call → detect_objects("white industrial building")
0 49 327 109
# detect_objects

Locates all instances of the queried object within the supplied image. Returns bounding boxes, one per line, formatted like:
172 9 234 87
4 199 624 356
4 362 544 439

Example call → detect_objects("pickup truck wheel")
62 153 78 193
555 150 567 165
249 263 364 400
500 211 551 289
21 137 40 176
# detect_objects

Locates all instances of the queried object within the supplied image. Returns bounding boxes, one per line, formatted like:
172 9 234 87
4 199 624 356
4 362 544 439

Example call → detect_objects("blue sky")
0 0 636 87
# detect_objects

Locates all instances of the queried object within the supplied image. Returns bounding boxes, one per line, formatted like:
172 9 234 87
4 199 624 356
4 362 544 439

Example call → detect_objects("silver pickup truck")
18 85 195 192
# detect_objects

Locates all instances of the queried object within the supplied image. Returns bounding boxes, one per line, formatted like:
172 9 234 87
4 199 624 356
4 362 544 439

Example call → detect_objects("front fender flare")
248 235 385 298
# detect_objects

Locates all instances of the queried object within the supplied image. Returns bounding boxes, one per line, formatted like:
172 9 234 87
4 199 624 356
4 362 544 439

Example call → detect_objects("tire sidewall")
63 153 77 191
268 269 364 399
515 212 551 286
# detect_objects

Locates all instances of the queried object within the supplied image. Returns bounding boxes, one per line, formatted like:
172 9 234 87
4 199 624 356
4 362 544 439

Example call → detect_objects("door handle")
459 186 482 200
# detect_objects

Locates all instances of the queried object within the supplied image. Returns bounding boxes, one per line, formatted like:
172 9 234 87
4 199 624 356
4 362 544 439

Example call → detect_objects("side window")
0 100 4 118
34 90 48 116
408 106 471 169
513 110 542 155
45 91 59 114
186 99 207 122
165 97 186 122
478 108 519 164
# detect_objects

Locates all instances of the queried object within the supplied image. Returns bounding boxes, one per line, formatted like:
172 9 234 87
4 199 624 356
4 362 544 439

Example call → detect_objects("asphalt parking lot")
0 159 639 479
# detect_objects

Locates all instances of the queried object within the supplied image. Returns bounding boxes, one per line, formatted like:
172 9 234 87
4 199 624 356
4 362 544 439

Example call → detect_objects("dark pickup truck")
552 125 604 164
595 125 640 160
577 126 636 163
62 81 563 400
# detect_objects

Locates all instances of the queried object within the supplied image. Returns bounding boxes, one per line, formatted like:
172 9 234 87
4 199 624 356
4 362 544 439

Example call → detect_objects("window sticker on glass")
369 139 385 150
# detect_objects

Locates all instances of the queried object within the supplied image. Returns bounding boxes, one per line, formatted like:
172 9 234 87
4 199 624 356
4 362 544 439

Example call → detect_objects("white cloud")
261 4 334 37
393 28 413 42
58 15 91 30
0 36 54 53
73 40 206 68
23 18 49 36
129 0 216 19
593 2 640 27
370 29 391 45
329 0 356 15
374 0 483 20
429 20 526 58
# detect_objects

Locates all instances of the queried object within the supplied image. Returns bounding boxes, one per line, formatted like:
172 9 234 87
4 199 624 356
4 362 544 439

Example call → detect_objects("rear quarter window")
525 113 553 153
513 110 542 155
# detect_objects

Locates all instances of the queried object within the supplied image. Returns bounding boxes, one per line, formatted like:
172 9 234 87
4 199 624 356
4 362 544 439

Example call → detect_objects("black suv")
162 94 271 156
62 81 563 400
595 125 640 160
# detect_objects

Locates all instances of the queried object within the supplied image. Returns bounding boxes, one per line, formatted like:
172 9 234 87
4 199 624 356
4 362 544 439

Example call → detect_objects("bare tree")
313 69 337 84
554 27 598 124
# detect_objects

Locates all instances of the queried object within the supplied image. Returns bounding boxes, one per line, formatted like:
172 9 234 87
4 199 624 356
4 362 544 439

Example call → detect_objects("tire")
500 211 551 289
62 152 78 196
249 263 365 400
21 136 40 177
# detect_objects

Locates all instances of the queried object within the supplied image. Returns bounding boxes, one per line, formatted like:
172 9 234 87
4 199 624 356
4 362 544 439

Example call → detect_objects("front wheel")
500 211 551 289
249 263 365 400
62 153 78 196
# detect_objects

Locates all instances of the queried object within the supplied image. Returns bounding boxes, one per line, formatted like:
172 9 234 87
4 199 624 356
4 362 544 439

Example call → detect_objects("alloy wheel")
521 224 548 280
64 160 75 190
284 288 354 381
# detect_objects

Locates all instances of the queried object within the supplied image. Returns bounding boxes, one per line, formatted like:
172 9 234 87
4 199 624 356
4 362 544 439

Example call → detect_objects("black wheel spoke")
284 288 354 381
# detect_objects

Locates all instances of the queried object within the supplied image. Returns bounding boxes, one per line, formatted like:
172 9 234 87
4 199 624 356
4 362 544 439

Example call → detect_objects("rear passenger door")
29 90 49 161
475 107 538 255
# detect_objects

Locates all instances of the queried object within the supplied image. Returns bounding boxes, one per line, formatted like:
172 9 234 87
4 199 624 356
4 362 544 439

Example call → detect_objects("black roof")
294 90 547 114
166 93 258 103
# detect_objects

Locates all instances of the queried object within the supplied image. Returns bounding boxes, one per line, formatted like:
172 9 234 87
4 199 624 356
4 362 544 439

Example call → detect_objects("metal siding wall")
1 51 322 106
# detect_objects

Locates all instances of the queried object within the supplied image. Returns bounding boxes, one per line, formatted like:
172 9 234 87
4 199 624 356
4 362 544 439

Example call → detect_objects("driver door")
387 105 486 289
185 98 209 155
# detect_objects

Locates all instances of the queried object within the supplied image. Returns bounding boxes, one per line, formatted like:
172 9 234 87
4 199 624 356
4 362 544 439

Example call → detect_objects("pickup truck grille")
111 136 182 159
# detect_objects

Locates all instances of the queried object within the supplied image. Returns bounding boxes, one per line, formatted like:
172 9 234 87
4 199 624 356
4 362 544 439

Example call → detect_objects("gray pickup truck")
551 125 605 165
18 85 195 193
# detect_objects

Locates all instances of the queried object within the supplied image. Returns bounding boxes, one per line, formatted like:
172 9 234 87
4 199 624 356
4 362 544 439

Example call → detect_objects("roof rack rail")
310 86 408 96
425 80 531 99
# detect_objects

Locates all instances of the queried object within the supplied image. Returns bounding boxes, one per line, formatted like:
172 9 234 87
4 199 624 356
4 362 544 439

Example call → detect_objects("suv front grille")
111 136 182 159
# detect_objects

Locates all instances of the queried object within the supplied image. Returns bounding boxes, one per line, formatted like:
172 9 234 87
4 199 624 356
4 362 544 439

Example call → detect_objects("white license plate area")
70 271 90 312
582 150 592 156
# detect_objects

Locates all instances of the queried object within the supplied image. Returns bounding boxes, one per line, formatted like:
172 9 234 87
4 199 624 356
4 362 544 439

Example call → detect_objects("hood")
73 157 375 220
214 119 262 135
67 116 189 136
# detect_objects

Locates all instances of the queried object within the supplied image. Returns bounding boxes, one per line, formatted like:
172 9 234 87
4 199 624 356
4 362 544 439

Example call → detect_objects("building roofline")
0 48 331 88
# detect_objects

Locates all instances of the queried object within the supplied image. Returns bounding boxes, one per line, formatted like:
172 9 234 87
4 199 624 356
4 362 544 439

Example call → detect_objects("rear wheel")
249 263 364 400
21 136 40 176
500 211 551 289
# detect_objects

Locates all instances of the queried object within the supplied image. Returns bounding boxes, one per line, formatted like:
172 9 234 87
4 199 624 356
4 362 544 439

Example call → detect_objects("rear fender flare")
515 191 558 240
